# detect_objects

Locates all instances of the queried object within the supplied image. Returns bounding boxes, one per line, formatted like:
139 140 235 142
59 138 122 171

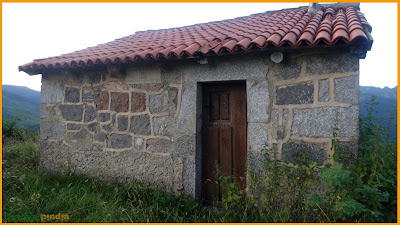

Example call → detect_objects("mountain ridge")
2 85 41 130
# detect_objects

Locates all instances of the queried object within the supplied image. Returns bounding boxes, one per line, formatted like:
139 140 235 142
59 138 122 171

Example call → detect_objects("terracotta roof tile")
19 3 373 75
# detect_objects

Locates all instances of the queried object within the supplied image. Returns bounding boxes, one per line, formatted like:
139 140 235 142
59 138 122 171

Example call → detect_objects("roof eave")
19 40 372 76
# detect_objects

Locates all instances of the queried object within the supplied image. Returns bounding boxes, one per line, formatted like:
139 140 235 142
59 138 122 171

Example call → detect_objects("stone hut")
19 3 372 200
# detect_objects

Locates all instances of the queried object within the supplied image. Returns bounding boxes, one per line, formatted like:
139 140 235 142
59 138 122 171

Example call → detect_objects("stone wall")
40 47 361 198
40 65 185 194
269 52 359 167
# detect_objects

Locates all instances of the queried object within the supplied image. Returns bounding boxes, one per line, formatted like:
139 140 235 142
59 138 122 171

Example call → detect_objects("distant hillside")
2 85 40 130
360 86 397 141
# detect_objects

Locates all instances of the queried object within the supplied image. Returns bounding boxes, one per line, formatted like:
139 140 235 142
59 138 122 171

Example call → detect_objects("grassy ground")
2 137 262 223
2 134 397 222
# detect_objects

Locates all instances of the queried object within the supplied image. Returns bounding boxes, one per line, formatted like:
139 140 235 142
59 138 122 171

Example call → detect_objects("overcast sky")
2 3 398 91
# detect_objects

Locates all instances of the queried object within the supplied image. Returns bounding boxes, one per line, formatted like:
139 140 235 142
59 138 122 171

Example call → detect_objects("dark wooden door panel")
232 85 247 190
202 82 247 201
220 93 230 120
203 127 219 201
210 93 220 120
219 127 232 177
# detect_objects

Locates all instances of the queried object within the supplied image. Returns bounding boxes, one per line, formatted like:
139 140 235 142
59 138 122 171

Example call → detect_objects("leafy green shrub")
352 96 396 221
246 146 322 222
216 166 245 210
2 115 38 144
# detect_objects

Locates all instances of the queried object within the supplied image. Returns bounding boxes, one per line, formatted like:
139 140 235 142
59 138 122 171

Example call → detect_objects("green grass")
2 137 263 223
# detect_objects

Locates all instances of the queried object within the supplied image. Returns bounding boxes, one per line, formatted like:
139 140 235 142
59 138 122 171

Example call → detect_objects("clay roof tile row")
19 3 372 75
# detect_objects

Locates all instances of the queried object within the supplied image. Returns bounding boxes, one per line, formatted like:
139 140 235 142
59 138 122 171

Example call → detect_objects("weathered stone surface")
112 114 116 125
62 129 94 152
69 151 184 193
153 116 174 136
98 113 111 122
276 83 314 105
335 141 358 164
247 80 269 122
184 57 266 82
89 73 102 83
93 145 103 151
278 57 302 80
318 79 330 102
73 130 90 140
248 123 268 151
131 84 163 92
40 121 66 140
282 142 327 165
71 72 84 84
337 106 358 137
131 92 146 113
169 87 179 105
67 123 81 130
162 66 181 84
292 106 358 138
97 91 109 110
247 150 264 178
65 87 80 103
146 138 171 153
40 140 71 173
335 76 358 104
102 124 112 133
134 137 144 150
82 89 94 103
177 117 196 135
41 85 63 103
107 134 132 149
277 129 285 140
109 67 122 78
183 156 197 198
176 135 196 156
149 93 168 114
59 105 83 121
110 92 129 113
292 107 336 138
84 106 96 122
179 83 197 116
130 114 151 135
271 109 278 123
167 87 179 114
40 104 49 119
117 115 128 131
283 109 289 123
94 132 107 142
87 122 98 132
306 53 359 75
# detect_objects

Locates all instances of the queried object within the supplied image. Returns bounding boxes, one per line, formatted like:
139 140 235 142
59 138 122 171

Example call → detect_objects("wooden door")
202 82 247 201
